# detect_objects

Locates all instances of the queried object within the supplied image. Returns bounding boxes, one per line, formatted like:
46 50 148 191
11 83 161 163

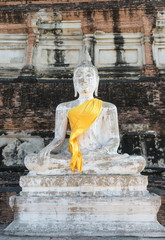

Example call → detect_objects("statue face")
74 67 98 95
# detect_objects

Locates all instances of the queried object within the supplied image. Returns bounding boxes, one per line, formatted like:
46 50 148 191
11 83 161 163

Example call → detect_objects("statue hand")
38 140 62 162
104 138 120 154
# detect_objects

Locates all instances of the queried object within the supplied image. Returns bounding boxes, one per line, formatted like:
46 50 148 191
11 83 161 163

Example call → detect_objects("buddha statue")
25 51 146 175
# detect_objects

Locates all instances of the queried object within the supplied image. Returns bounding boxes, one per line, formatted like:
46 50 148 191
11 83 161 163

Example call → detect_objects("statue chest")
77 108 112 152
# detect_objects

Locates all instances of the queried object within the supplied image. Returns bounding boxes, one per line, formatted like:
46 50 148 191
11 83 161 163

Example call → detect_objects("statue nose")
83 80 88 83
83 77 88 83
79 78 87 84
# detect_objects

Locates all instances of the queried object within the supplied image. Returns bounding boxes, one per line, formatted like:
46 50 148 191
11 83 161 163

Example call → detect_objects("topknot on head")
75 46 98 73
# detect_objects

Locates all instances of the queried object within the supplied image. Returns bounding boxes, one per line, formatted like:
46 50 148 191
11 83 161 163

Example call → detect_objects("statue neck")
78 93 94 103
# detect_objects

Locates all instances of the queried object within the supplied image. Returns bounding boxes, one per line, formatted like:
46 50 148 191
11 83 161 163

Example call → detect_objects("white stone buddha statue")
25 51 146 175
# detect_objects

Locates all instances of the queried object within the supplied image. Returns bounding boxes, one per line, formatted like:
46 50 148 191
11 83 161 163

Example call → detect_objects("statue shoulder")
102 101 117 110
56 100 77 111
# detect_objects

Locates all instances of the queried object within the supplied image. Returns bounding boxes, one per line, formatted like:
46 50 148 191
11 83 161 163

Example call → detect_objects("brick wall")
0 80 164 134
0 192 14 223
158 195 165 226
147 173 165 226
0 169 22 223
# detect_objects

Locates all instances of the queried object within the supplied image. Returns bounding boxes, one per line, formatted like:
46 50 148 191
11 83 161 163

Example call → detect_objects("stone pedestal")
4 174 165 237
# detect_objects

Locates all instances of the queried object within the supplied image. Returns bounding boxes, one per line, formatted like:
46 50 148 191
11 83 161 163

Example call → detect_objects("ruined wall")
0 0 165 225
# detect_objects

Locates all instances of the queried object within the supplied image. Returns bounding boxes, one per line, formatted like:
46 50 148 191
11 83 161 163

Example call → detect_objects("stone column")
142 15 159 76
26 33 36 66
20 13 36 78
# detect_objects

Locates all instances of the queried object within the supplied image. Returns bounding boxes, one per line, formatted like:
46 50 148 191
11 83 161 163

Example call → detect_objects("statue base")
4 174 165 237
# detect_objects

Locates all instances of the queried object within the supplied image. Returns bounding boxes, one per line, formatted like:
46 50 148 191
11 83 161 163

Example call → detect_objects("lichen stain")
74 11 80 18
128 8 134 19
144 3 157 30
83 10 94 32
145 3 156 16
102 10 109 21
111 8 126 66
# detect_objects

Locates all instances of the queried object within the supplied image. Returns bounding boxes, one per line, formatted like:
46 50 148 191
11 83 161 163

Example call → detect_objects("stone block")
0 135 44 166
94 32 144 68
0 34 27 78
32 15 84 75
19 174 148 196
4 174 165 237
4 194 165 237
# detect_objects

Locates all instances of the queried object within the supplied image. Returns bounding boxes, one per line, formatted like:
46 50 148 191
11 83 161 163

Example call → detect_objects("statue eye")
86 74 92 78
75 71 83 78
76 74 82 78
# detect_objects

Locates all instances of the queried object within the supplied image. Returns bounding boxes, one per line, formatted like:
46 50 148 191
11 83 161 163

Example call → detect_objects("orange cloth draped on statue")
68 98 103 172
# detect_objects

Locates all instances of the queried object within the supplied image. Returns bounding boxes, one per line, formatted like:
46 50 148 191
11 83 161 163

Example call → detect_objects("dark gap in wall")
0 10 25 23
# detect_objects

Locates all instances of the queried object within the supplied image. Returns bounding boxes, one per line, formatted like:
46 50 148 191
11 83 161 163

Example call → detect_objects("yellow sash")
68 98 102 172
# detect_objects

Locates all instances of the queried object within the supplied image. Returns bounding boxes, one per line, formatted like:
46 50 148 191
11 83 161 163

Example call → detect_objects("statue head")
73 48 99 97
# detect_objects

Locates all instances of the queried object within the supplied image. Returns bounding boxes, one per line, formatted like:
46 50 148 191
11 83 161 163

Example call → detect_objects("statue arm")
38 105 68 160
54 104 68 141
101 105 120 154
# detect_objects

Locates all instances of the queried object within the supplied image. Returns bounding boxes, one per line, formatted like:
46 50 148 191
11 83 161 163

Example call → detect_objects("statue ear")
74 89 78 98
73 80 78 97
73 70 78 97
94 87 98 97
94 76 99 97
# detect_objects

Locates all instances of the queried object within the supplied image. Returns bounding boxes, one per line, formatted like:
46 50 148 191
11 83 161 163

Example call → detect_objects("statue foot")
24 153 46 172
83 155 146 175
24 153 71 175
